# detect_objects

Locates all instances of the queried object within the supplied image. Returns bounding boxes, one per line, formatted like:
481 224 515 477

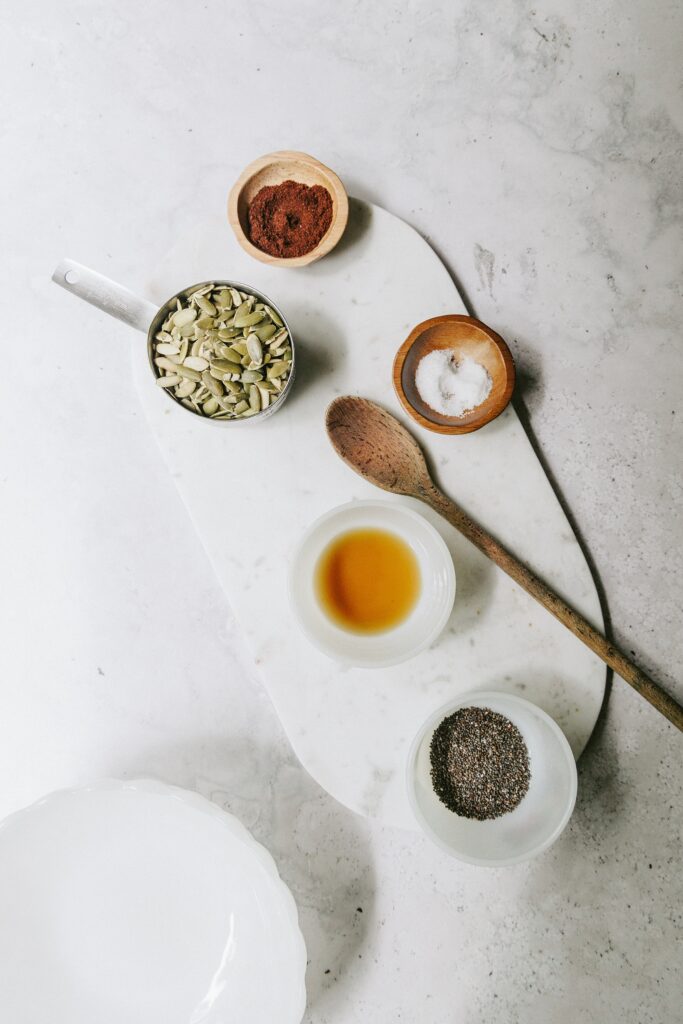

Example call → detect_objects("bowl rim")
406 689 578 866
392 314 516 435
288 498 456 668
227 150 349 268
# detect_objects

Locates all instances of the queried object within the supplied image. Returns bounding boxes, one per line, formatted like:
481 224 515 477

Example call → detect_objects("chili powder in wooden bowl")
228 151 349 268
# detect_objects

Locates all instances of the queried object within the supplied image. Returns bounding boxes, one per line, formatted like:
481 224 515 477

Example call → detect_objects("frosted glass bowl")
0 779 307 1023
407 691 577 866
290 500 456 668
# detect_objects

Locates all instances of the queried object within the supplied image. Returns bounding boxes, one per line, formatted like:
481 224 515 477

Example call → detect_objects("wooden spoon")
326 396 683 732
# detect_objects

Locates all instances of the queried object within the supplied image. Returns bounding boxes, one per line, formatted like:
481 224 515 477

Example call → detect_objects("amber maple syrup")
315 528 420 634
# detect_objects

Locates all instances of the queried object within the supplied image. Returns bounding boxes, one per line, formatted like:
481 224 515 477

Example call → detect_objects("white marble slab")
133 200 605 829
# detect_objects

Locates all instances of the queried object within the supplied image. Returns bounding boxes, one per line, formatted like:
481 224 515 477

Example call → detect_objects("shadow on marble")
481 666 597 758
116 734 376 1017
444 539 496 636
417 231 476 319
574 714 625 833
512 381 613 728
286 305 348 408
328 196 373 259
411 498 497 632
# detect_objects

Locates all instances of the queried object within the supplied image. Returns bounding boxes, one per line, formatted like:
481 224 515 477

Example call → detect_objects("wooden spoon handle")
424 486 683 732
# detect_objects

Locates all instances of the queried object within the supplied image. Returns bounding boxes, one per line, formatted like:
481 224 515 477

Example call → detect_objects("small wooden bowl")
228 151 349 268
393 315 515 434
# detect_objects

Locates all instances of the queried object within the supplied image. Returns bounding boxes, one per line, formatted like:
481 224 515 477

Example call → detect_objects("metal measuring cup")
52 259 296 422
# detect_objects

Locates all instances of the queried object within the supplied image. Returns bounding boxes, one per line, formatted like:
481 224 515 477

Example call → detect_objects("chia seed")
429 706 531 819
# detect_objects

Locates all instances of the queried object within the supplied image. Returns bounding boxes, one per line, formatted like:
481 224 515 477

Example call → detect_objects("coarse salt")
415 350 492 418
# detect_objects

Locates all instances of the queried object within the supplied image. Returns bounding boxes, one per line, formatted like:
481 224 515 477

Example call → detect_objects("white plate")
0 779 307 1024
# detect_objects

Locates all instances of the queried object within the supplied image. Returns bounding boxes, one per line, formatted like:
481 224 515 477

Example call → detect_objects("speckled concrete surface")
1 1 681 1021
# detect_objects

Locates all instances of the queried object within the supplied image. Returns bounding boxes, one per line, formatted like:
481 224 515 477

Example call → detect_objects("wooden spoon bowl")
228 150 349 268
393 315 515 434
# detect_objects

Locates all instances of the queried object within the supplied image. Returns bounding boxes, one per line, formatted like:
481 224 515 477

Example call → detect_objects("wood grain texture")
227 150 349 268
393 315 515 434
326 396 683 732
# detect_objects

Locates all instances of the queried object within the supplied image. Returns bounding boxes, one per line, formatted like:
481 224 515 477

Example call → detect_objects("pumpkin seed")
241 369 264 383
211 358 242 374
235 310 265 329
265 305 283 327
173 307 197 328
267 360 289 379
202 370 224 398
156 343 180 357
196 295 217 316
189 284 213 299
215 343 231 359
248 385 261 412
184 356 209 371
246 336 263 363
154 356 178 372
234 399 250 414
156 374 182 388
176 365 202 382
255 323 277 342
175 379 196 398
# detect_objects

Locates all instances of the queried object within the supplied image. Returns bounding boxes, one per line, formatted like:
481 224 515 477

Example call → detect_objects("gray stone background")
1 1 681 1021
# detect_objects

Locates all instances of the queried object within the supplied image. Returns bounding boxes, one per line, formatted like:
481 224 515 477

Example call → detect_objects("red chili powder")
247 180 333 258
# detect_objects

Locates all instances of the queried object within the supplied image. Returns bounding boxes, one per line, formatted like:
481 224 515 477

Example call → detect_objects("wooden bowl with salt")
228 151 349 268
393 315 515 434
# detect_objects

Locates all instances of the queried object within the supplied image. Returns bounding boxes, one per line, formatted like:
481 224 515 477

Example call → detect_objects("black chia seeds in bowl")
407 691 577 865
429 706 530 819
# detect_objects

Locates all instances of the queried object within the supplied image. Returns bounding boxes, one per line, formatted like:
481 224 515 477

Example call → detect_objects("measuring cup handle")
52 259 158 334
